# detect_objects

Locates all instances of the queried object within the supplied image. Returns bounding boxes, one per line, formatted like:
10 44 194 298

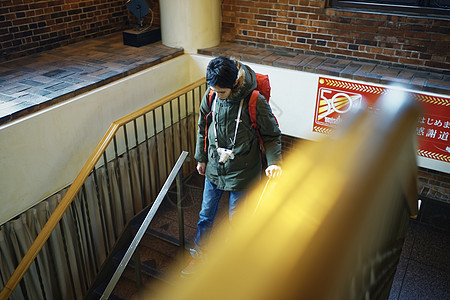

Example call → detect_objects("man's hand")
197 162 206 175
265 164 282 178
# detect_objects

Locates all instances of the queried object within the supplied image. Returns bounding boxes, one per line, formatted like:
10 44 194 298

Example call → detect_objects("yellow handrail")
0 77 206 300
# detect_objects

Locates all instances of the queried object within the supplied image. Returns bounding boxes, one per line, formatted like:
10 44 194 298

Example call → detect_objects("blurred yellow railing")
151 89 420 299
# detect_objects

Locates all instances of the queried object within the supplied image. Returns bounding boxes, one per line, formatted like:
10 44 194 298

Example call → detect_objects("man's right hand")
197 162 206 175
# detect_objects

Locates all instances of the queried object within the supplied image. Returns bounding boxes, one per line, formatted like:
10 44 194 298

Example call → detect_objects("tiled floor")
1 32 449 299
389 199 450 299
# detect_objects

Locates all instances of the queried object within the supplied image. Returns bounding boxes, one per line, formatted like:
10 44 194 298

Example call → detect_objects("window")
328 0 450 18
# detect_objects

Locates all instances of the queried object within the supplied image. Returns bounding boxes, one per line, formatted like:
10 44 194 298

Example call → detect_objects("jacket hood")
228 61 257 102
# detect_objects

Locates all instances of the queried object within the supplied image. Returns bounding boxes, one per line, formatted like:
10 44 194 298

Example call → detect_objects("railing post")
132 249 143 296
176 169 185 256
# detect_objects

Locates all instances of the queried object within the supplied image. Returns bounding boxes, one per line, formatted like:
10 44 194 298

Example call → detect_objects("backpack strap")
203 90 215 152
208 90 214 106
249 90 259 129
249 90 264 148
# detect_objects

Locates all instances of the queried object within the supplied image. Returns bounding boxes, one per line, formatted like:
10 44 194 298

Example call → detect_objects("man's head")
206 56 238 99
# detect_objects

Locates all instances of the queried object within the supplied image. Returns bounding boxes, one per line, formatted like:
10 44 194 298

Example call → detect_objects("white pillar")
159 0 221 53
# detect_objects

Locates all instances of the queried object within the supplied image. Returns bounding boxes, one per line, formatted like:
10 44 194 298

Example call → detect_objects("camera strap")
212 93 244 151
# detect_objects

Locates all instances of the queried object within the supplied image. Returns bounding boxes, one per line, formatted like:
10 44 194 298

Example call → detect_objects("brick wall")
281 134 302 155
418 168 450 203
0 0 160 62
221 0 450 73
3 0 448 72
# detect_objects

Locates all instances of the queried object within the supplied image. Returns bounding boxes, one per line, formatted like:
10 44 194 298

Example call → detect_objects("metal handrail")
101 151 189 299
0 78 206 300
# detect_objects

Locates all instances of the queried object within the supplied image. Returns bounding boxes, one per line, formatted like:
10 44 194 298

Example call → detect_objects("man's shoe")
181 257 201 276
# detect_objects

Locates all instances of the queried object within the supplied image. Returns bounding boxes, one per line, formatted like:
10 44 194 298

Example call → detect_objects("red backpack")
205 73 278 152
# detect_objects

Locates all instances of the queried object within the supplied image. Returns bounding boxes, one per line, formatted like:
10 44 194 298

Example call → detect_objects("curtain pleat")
26 206 55 299
9 218 43 299
47 194 75 300
119 156 135 222
130 149 143 214
138 140 152 207
97 167 117 250
58 197 85 298
84 176 108 267
107 159 126 236
147 137 159 199
73 191 99 287
0 228 26 299
67 197 90 292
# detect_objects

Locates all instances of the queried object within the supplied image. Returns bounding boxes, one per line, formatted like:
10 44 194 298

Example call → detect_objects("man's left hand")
265 164 282 178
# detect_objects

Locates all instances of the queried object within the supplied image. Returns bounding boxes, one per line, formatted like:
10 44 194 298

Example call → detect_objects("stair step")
110 270 141 300
86 172 206 299
112 231 187 279
115 264 171 299
91 279 127 300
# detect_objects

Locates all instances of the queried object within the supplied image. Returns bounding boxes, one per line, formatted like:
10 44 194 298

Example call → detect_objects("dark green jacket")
195 61 282 191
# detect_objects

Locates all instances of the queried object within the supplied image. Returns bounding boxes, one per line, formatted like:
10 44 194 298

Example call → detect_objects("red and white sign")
313 77 450 163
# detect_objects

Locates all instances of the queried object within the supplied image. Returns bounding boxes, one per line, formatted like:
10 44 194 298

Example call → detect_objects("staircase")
85 172 228 299
96 231 182 299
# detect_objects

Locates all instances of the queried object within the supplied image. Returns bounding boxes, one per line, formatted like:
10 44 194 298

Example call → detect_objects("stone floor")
389 199 450 299
0 32 183 125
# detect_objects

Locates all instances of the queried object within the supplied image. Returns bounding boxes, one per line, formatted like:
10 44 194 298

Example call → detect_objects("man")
182 56 282 275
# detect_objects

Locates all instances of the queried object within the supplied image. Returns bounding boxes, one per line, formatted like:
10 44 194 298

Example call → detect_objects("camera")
217 147 235 165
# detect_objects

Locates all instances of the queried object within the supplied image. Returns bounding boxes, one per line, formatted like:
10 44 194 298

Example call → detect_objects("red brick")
312 33 331 40
426 60 450 69
291 42 310 51
367 46 383 54
272 40 291 48
375 54 399 63
311 45 331 53
383 48 396 56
